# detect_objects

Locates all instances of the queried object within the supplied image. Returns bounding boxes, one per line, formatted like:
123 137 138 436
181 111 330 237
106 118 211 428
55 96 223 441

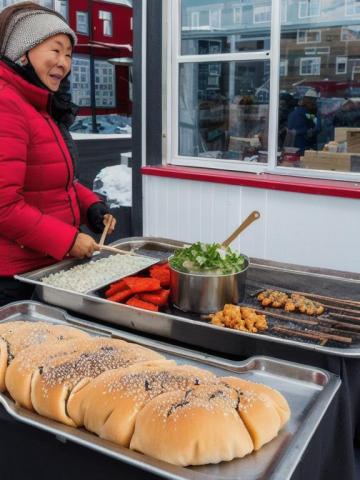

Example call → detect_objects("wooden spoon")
222 211 260 248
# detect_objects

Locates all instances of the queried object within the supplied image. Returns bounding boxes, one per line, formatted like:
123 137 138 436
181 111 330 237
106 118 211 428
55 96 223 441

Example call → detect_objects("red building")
66 0 133 116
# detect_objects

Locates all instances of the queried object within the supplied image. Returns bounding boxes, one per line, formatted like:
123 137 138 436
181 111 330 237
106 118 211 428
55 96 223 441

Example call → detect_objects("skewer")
318 316 360 332
272 326 352 344
322 305 360 316
328 312 360 324
97 245 136 256
254 309 318 326
293 290 360 308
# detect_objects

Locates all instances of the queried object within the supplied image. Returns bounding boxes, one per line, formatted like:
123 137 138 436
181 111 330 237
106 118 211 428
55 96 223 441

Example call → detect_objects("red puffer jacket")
0 61 100 275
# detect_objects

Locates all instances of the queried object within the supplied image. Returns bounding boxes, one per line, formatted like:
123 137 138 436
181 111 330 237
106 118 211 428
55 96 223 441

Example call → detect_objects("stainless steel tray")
0 301 340 480
15 237 360 358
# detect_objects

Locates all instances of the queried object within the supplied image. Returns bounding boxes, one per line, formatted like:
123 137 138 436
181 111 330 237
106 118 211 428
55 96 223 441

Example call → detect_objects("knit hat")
1 8 77 62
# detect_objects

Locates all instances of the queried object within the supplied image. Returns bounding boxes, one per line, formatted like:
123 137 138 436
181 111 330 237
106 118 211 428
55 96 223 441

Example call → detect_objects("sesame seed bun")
130 384 254 466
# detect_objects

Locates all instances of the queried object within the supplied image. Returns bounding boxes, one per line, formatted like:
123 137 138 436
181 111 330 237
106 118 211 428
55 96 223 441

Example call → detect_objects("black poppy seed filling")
3 338 14 365
166 389 193 417
208 390 226 401
144 379 151 391
100 346 115 352
194 378 200 385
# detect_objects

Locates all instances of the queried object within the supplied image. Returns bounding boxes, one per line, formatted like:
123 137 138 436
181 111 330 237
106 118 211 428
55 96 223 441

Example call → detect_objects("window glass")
70 56 116 108
179 61 270 162
99 10 113 36
76 11 89 35
181 0 271 54
278 1 360 173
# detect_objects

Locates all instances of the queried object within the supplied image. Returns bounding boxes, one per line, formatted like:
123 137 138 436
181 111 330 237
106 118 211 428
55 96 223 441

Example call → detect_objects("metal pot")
169 256 249 314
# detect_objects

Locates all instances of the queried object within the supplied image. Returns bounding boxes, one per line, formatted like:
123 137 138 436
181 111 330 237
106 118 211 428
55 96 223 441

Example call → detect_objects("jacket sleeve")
73 180 101 224
0 89 78 261
287 110 308 135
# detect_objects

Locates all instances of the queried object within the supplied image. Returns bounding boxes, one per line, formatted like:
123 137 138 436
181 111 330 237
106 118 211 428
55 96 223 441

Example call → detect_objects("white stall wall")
143 175 360 273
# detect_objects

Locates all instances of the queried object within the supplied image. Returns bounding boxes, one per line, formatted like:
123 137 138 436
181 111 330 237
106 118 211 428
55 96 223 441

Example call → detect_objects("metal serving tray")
0 301 340 480
15 237 360 358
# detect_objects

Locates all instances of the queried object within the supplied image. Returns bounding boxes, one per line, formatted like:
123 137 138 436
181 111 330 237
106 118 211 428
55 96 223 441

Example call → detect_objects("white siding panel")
143 176 360 273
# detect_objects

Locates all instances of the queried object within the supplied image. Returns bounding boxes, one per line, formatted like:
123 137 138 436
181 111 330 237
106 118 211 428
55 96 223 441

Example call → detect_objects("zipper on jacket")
45 117 77 226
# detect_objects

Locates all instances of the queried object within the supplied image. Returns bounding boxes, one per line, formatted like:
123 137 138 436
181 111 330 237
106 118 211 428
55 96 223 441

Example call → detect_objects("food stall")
0 236 357 479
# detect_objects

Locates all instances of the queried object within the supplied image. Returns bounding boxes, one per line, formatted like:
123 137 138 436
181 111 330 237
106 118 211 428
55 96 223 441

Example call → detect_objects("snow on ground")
93 164 132 207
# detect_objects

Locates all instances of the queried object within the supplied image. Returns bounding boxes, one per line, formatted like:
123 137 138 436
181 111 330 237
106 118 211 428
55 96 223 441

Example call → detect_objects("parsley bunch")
170 242 246 275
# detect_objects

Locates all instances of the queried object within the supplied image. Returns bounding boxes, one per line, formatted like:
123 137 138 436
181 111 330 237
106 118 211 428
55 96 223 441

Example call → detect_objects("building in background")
0 0 133 133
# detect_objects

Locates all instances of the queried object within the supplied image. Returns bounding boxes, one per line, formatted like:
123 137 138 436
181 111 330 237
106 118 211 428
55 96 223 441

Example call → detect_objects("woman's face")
22 33 72 92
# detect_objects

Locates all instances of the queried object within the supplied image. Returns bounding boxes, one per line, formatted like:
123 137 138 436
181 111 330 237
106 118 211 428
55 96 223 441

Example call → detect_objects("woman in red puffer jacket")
0 2 116 305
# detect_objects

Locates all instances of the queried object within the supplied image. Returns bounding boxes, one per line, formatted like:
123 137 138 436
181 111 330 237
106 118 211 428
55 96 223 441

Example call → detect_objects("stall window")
76 11 89 35
99 10 113 37
167 0 360 179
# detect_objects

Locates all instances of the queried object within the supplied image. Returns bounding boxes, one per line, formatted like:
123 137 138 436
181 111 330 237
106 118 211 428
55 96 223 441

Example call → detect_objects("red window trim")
141 165 360 200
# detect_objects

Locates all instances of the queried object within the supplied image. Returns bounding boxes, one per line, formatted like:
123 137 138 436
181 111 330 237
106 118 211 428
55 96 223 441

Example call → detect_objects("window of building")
190 11 199 29
253 5 271 24
341 25 360 41
280 59 288 77
76 11 89 35
298 0 321 19
300 57 321 75
70 55 115 108
346 0 360 16
209 9 221 28
336 56 348 74
233 7 242 24
54 0 68 20
99 10 112 37
297 29 321 44
167 0 360 180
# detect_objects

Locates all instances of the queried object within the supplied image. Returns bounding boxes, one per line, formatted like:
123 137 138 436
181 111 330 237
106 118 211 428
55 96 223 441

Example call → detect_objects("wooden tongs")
96 216 135 256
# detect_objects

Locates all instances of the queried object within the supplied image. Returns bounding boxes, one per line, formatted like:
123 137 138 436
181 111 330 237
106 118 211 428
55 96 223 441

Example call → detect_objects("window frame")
76 11 89 35
299 56 321 75
296 29 321 44
162 0 360 182
99 10 113 37
298 0 321 19
346 0 360 16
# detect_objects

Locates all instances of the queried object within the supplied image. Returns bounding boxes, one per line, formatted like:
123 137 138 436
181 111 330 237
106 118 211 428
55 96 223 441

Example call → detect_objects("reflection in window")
179 61 270 162
346 0 360 16
99 10 112 36
300 57 321 76
336 56 347 74
279 0 360 173
298 0 321 19
253 5 271 24
341 25 360 41
181 0 271 54
297 29 321 44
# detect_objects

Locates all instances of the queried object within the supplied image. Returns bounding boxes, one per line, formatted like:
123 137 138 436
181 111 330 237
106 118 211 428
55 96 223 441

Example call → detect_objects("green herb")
170 242 246 275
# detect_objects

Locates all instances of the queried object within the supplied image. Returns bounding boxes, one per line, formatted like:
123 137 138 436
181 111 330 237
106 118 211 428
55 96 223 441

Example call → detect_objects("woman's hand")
69 233 99 259
103 213 116 236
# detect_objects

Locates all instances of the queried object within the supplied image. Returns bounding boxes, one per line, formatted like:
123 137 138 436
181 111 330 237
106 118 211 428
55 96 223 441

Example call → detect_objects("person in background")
287 89 321 155
0 2 116 306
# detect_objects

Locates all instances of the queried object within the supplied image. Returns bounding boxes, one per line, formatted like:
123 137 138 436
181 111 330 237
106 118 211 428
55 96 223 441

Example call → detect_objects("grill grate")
241 284 360 348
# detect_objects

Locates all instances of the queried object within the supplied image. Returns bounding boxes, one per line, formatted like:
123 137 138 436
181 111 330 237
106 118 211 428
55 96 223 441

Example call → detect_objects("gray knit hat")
1 9 77 62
